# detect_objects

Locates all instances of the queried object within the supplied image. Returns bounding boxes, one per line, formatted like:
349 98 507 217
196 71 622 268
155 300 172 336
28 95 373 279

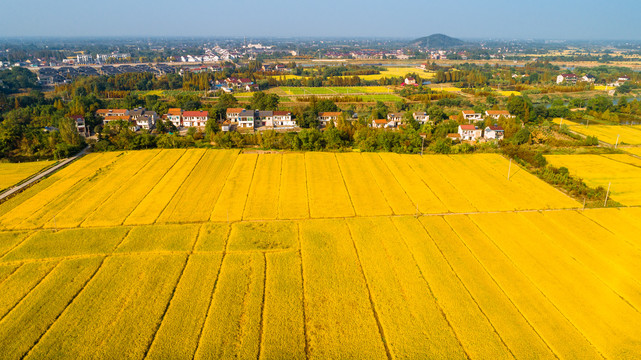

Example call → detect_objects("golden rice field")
2 149 641 358
349 67 436 80
0 160 55 191
546 154 641 205
563 123 641 145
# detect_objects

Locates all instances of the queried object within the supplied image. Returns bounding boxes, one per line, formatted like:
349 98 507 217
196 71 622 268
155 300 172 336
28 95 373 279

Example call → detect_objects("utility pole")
507 158 512 180
604 182 611 207
615 134 620 149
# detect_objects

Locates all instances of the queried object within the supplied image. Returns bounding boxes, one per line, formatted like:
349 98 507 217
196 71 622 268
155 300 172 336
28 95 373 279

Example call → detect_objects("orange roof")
183 111 208 117
103 115 130 121
319 112 342 117
461 110 477 115
374 119 388 124
226 108 244 113
447 133 461 138
97 109 127 115
167 108 182 115
460 124 477 130
486 110 510 115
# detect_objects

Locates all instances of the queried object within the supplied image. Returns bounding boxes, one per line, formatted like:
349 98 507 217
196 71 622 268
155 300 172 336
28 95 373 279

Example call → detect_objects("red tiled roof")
486 110 510 115
226 108 244 113
318 112 342 117
488 125 504 131
167 108 182 115
460 124 476 130
374 119 387 124
183 111 208 117
461 110 477 115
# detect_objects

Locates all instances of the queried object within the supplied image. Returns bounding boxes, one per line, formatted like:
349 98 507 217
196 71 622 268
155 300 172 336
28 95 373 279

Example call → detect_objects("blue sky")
1 0 640 39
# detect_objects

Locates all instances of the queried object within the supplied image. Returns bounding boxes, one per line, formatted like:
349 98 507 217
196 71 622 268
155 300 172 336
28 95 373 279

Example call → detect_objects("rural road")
0 146 89 202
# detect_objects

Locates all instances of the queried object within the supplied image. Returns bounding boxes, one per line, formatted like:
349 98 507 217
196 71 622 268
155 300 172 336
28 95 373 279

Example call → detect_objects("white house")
557 74 578 84
386 112 404 127
485 110 514 120
257 111 273 127
273 111 295 127
461 110 482 122
458 124 482 141
166 108 182 128
239 109 256 128
413 112 430 125
581 75 596 83
182 111 208 128
484 125 505 140
371 119 388 128
318 112 342 127
226 108 244 123
404 77 417 85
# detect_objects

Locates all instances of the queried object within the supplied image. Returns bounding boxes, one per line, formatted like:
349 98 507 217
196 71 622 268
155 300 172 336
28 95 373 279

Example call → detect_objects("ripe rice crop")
115 224 201 253
159 150 239 223
0 258 103 360
228 221 297 251
194 252 265 359
146 253 223 359
304 153 355 218
82 149 185 227
209 153 258 222
124 148 205 225
26 254 186 359
0 160 55 191
335 153 392 216
546 154 641 205
347 217 467 359
278 153 309 219
194 222 229 252
299 219 388 359
243 154 282 220
2 227 130 261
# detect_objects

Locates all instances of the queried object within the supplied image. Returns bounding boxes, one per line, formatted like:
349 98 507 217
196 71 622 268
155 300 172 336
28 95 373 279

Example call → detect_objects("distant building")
484 125 505 140
166 108 183 128
273 111 295 127
485 110 514 120
182 111 208 128
371 119 388 128
461 110 482 122
581 75 596 83
458 124 482 141
226 108 244 123
239 109 256 128
557 74 578 84
413 112 430 125
70 115 88 136
404 77 417 85
318 112 342 127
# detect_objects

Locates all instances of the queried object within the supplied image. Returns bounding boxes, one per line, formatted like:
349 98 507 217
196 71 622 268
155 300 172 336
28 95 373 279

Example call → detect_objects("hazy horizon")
2 0 641 40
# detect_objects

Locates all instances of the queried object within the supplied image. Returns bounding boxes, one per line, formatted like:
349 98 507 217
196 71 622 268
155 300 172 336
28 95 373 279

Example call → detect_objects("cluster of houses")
93 106 512 142
556 73 631 87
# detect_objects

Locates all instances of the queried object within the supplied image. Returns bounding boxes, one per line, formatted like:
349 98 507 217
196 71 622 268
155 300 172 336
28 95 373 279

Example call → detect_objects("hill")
411 33 465 48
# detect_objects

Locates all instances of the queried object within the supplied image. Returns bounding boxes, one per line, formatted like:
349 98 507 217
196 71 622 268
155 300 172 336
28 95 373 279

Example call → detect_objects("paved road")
0 147 88 202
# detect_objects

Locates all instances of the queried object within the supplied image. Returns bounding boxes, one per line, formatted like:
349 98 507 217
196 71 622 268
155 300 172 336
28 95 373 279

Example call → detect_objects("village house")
273 111 295 127
70 115 88 136
447 133 461 142
413 112 430 125
581 74 596 83
239 109 256 128
404 77 417 85
129 108 157 130
221 120 232 132
458 124 482 141
102 114 131 126
182 111 208 128
226 108 244 123
556 74 578 84
485 110 514 120
257 111 274 127
386 113 403 127
166 108 182 128
317 112 342 127
484 125 505 140
461 110 482 122
97 109 128 118
371 119 388 128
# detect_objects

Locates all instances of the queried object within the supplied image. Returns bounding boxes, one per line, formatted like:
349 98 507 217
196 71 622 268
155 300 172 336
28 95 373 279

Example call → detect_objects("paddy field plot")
0 149 639 358
0 150 580 230
565 124 641 145
546 153 641 205
0 160 55 191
